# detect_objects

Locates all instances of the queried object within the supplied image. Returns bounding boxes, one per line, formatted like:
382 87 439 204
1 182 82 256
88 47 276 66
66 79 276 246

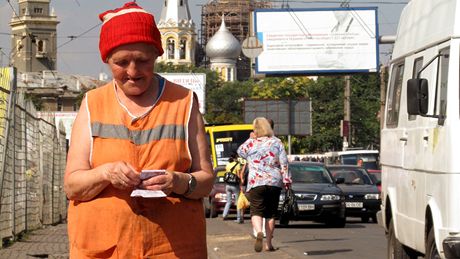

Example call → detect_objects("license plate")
346 202 363 208
298 204 315 211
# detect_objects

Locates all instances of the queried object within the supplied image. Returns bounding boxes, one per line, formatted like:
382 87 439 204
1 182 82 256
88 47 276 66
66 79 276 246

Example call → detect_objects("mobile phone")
140 170 166 180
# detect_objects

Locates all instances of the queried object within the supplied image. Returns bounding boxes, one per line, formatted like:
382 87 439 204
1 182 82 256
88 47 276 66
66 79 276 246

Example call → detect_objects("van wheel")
387 219 417 259
426 226 441 259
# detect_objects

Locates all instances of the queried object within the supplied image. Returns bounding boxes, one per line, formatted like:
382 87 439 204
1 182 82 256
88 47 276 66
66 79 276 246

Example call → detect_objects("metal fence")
0 71 67 244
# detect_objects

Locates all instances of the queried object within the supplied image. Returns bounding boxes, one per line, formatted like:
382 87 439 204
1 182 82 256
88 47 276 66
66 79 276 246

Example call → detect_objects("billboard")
244 99 312 136
159 73 206 114
254 8 379 75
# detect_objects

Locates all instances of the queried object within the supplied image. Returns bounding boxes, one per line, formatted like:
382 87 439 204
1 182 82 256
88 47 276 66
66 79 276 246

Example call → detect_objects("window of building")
179 39 186 59
180 0 184 6
37 40 45 53
227 68 232 81
167 38 175 59
57 98 63 111
386 63 405 127
16 40 23 53
34 8 43 14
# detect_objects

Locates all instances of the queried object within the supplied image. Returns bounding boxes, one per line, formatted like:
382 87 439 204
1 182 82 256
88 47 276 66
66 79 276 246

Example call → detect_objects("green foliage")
24 92 43 110
205 80 254 123
154 62 380 154
349 74 380 149
301 76 344 153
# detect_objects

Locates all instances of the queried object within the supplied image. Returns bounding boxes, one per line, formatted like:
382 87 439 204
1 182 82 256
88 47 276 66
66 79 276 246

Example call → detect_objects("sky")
0 0 408 78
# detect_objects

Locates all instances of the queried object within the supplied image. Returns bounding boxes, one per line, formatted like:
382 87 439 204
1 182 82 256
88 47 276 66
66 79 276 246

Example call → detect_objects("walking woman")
237 117 291 252
222 153 243 223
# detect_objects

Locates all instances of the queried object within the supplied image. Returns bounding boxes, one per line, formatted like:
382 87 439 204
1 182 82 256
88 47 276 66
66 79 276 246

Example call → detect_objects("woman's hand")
138 170 178 195
284 182 291 190
102 161 141 190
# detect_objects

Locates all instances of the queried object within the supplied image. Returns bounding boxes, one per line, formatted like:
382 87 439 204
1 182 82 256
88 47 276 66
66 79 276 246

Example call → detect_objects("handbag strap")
228 161 239 174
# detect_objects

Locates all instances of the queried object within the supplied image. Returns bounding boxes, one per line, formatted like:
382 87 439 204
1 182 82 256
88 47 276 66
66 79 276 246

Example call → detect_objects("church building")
157 0 196 66
9 0 59 72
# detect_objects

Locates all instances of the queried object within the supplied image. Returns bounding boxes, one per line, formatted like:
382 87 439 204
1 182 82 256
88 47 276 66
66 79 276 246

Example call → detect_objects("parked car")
327 165 380 223
204 171 232 218
367 170 381 192
204 167 244 218
278 162 346 227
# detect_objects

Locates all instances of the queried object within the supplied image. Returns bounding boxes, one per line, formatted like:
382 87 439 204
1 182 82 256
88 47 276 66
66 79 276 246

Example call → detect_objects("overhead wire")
57 22 101 49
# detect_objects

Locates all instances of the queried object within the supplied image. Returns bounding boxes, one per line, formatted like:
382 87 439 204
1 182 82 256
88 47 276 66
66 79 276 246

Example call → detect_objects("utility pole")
343 75 351 150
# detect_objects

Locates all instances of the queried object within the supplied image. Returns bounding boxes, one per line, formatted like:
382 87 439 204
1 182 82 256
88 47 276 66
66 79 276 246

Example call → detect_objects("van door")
401 54 428 249
382 62 406 168
403 45 450 251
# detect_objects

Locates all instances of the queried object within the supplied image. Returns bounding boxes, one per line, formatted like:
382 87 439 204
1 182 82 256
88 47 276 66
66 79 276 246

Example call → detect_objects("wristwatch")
184 174 197 197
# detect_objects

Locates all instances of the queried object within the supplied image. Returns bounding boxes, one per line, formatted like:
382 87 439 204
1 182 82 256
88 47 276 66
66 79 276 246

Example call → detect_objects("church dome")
205 16 241 60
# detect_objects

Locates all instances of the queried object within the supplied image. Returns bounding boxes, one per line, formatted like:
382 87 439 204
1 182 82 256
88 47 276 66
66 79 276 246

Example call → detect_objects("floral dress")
237 136 291 191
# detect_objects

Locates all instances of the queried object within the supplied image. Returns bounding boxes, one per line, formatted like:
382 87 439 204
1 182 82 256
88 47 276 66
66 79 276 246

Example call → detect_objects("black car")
278 162 346 227
327 165 380 223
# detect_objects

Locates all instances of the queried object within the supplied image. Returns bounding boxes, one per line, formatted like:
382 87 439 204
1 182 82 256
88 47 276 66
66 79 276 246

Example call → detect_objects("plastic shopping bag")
237 191 250 210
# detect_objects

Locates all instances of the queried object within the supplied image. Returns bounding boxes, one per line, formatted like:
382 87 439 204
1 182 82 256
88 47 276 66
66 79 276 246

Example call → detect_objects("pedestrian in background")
222 153 243 223
63 2 213 258
238 117 291 252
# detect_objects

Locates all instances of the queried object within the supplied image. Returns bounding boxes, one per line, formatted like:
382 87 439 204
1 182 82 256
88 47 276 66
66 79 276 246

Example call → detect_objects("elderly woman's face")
107 42 158 96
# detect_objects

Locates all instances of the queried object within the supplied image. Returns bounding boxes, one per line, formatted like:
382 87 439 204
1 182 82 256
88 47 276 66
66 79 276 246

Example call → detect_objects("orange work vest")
67 78 207 258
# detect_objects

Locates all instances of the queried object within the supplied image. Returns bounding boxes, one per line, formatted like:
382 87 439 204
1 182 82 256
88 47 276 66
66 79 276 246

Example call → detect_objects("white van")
379 0 460 258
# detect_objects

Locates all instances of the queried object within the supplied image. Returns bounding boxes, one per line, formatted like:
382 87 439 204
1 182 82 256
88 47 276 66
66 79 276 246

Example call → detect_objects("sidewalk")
0 223 69 259
0 220 295 259
206 218 296 259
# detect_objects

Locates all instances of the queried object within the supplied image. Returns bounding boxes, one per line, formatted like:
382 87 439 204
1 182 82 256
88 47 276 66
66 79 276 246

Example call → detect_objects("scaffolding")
200 0 273 80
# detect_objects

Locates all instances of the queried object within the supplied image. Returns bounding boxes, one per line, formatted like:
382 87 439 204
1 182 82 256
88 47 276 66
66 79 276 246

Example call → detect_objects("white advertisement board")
159 73 206 114
254 8 379 75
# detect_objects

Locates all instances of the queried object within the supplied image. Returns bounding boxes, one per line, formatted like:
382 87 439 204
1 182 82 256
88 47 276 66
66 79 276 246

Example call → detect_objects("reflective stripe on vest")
91 122 186 145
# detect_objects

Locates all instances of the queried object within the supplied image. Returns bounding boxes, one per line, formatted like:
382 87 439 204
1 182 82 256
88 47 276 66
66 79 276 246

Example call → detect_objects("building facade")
10 0 59 73
157 0 196 66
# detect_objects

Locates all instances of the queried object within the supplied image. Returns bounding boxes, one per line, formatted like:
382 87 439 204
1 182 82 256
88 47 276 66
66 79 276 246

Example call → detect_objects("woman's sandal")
265 246 279 252
254 232 264 252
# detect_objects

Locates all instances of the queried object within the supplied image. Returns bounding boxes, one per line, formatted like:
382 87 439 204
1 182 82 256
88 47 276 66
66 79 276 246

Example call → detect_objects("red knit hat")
98 2 164 63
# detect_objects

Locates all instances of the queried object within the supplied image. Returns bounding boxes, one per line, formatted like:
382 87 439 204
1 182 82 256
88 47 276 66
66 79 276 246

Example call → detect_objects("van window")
436 48 449 124
409 58 424 120
386 63 405 127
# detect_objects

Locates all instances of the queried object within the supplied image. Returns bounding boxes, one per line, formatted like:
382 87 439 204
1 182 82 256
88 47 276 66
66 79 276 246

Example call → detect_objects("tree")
302 76 344 152
349 74 380 149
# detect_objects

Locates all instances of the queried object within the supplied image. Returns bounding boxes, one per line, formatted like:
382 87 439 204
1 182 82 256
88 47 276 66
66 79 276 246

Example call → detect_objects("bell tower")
157 0 196 65
9 0 59 72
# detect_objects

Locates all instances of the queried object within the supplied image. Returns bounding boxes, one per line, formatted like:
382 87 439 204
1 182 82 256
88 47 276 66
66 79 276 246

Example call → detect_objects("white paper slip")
130 189 167 198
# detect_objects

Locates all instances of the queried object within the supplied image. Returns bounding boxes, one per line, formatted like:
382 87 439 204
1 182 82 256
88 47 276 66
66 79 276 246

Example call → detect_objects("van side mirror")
407 78 429 115
335 177 345 184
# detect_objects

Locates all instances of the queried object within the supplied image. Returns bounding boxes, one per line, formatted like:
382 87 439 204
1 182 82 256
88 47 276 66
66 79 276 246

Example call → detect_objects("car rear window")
329 168 373 185
290 165 333 184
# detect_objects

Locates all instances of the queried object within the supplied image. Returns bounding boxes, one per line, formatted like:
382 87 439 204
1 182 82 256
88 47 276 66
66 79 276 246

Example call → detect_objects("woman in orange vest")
63 2 214 258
